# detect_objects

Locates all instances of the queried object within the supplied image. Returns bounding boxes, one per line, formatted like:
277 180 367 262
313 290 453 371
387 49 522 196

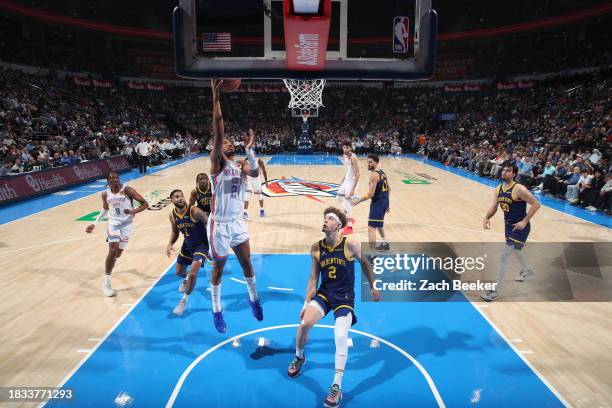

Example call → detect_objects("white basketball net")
282 79 326 110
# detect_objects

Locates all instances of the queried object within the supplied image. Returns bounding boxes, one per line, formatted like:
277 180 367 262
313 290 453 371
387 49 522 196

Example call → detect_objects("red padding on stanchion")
283 0 331 71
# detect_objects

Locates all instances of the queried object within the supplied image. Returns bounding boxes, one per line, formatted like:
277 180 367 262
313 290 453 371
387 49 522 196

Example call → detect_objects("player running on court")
166 189 209 316
207 79 263 333
352 154 391 250
337 142 359 235
482 162 541 301
190 172 212 215
287 207 380 408
85 171 148 297
244 157 268 219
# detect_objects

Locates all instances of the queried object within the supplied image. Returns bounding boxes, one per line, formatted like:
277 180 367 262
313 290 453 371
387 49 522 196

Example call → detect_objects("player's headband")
325 213 341 225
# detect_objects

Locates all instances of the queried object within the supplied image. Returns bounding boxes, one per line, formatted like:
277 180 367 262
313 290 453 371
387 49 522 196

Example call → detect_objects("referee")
135 136 151 174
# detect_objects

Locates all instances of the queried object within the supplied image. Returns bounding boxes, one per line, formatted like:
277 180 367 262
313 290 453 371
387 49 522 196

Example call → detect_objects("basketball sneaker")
178 278 187 293
480 290 499 302
375 242 390 251
213 310 227 333
514 266 534 282
287 355 306 378
259 208 265 217
103 278 116 297
173 298 187 316
248 298 264 321
324 384 342 408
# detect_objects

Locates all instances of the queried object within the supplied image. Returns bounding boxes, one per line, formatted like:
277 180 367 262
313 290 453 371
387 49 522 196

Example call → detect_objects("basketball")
220 79 241 92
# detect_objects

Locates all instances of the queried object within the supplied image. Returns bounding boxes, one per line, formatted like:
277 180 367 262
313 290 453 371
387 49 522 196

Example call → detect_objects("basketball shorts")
505 221 530 250
310 291 357 326
368 198 389 228
245 176 262 199
177 243 210 266
107 222 133 249
207 217 249 261
337 178 356 199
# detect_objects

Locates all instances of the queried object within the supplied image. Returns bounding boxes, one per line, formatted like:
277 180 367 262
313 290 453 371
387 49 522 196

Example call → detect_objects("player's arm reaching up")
347 155 360 199
85 191 109 233
347 238 381 301
301 242 321 320
166 213 180 257
210 79 225 175
483 188 499 229
241 128 260 178
352 171 379 206
512 184 541 231
124 187 149 215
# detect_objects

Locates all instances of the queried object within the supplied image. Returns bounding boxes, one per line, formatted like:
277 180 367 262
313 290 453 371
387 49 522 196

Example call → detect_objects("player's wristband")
246 148 259 171
95 209 108 224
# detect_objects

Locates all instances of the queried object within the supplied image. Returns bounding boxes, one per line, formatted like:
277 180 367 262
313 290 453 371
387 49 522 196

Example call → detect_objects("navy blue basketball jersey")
195 184 212 213
172 205 208 248
318 237 355 298
497 182 527 223
372 169 389 202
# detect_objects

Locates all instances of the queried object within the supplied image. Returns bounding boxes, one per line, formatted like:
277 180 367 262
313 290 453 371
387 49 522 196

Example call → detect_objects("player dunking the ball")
208 79 263 333
287 207 380 408
85 172 148 297
482 162 541 301
337 142 359 235
352 154 391 250
166 189 209 316
190 172 212 215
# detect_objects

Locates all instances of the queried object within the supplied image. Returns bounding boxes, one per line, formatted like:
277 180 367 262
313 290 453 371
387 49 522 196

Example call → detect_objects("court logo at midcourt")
262 178 339 198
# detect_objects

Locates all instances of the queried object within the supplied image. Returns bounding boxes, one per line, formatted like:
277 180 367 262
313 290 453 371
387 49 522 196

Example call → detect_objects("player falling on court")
85 171 148 297
243 157 268 219
337 142 359 235
352 154 391 250
287 207 381 408
190 172 212 215
208 78 263 333
482 162 541 301
166 189 209 316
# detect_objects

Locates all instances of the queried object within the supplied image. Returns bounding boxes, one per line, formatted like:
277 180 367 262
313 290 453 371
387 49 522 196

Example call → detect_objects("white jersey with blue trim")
211 159 246 222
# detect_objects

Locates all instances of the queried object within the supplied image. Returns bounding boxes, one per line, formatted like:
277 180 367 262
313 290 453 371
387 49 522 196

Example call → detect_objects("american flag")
202 33 232 51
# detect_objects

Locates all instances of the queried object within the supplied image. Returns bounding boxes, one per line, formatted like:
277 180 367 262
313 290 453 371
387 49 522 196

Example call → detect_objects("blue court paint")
0 154 204 226
407 154 611 229
47 254 563 408
267 154 342 165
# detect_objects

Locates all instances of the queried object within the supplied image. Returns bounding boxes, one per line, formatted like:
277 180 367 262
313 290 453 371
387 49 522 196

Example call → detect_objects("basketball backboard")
173 0 437 81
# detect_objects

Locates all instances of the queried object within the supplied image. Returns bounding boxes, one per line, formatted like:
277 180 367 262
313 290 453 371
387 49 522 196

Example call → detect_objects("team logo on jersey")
262 178 339 198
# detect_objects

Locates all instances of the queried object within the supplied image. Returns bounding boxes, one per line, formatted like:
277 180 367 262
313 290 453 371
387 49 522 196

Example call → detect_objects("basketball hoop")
283 79 326 113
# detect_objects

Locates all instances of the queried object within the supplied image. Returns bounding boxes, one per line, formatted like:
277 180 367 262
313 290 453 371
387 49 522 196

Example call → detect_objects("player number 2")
328 266 337 279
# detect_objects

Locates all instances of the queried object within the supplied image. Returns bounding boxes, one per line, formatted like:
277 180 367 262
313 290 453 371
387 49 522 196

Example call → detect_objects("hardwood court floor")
0 155 610 407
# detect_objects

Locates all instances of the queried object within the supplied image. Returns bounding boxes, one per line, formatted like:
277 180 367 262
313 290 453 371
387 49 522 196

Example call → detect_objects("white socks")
245 276 259 302
211 283 222 312
296 348 304 359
